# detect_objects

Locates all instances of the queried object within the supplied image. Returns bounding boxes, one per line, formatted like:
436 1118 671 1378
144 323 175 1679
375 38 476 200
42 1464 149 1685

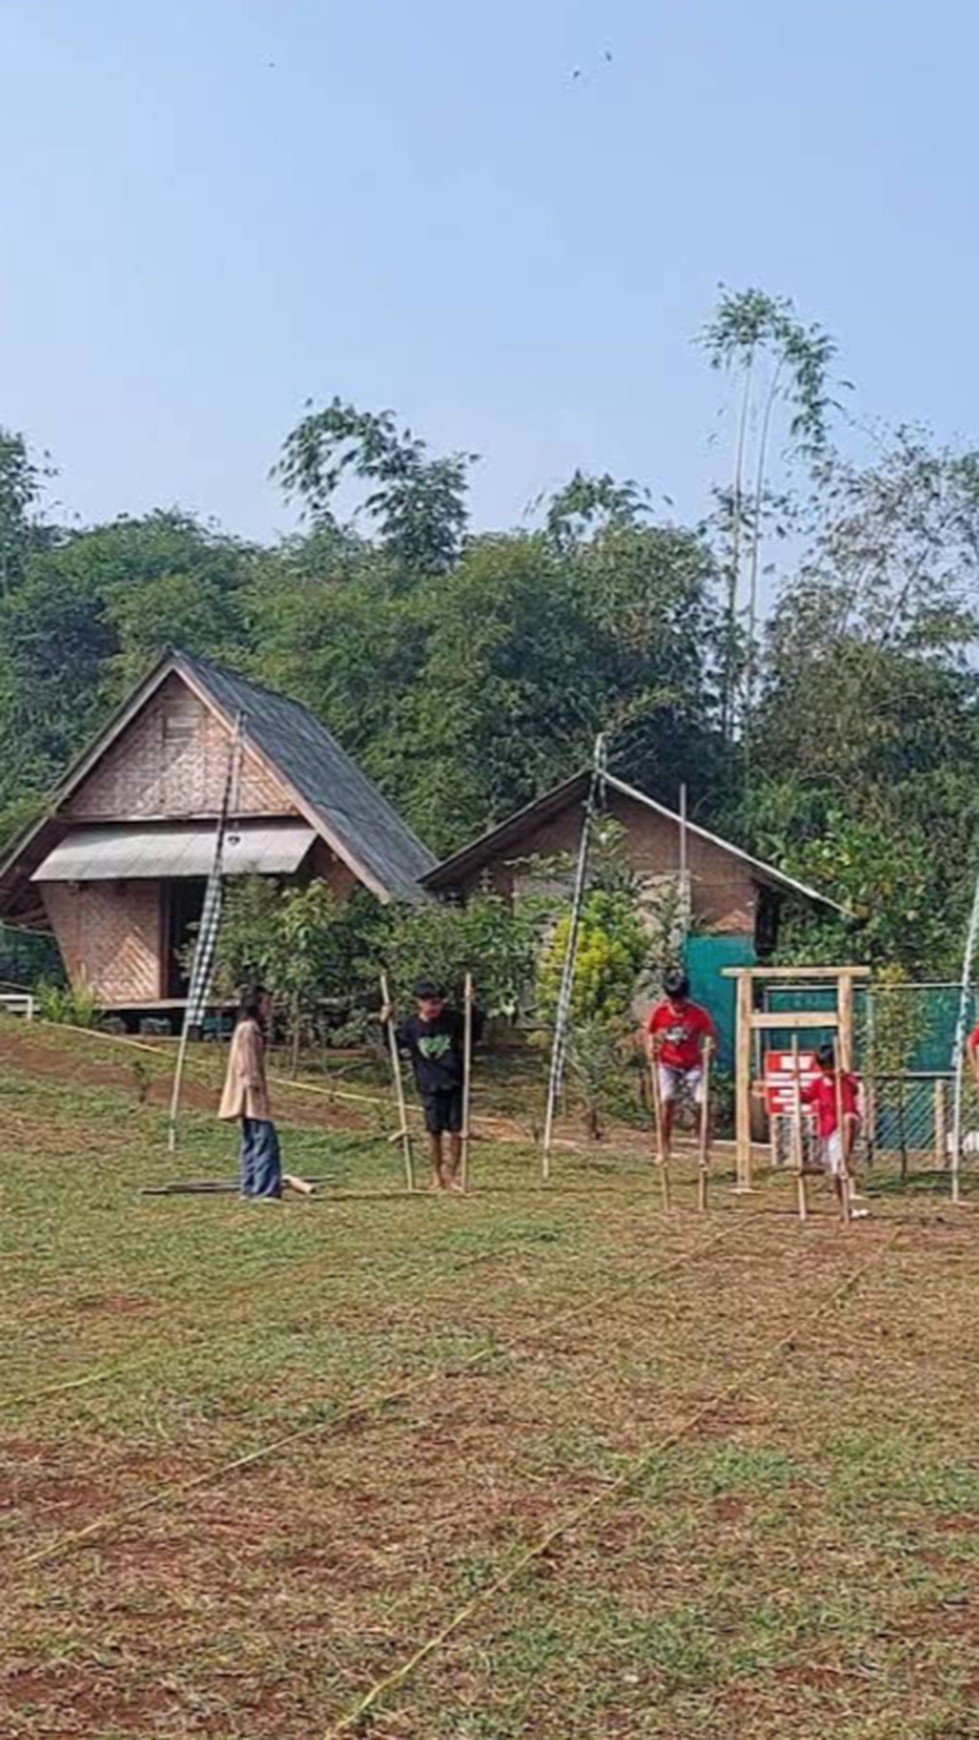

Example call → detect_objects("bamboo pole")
461 973 474 1195
734 972 753 1192
697 1038 712 1213
541 734 606 1179
648 1049 671 1210
167 714 242 1154
381 974 414 1192
791 1035 808 1223
833 1044 852 1225
951 870 979 1205
838 971 854 1072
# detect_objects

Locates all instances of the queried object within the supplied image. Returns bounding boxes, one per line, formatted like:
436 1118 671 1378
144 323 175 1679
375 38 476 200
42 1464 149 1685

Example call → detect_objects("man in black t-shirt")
380 980 478 1191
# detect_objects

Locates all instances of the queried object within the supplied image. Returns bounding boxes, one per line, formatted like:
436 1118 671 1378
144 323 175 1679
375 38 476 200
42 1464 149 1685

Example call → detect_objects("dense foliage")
3 288 979 977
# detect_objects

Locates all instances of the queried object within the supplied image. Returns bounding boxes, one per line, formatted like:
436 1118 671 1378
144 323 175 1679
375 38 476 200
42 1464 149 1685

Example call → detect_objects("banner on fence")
764 1049 819 1116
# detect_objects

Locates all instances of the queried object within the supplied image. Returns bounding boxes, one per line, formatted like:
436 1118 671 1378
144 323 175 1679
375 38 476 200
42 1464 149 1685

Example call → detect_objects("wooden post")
461 972 474 1194
935 1078 947 1170
381 973 414 1192
838 971 854 1072
649 1051 671 1210
697 1038 712 1213
791 1034 808 1223
735 972 753 1192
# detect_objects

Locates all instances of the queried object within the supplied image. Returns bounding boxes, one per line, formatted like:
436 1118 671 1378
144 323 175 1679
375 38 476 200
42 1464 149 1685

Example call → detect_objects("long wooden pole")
381 974 414 1192
838 971 854 1071
951 866 979 1204
461 972 474 1195
542 735 606 1179
167 713 242 1154
649 1050 670 1210
678 782 690 940
734 972 753 1192
697 1038 712 1213
833 1043 851 1224
791 1035 808 1223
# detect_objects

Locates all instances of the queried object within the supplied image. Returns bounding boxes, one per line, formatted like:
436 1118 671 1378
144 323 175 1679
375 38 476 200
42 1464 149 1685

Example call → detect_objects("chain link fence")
758 980 978 1179
0 923 63 990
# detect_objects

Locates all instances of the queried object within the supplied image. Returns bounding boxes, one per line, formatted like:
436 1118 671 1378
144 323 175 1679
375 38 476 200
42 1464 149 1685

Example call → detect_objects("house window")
163 708 195 747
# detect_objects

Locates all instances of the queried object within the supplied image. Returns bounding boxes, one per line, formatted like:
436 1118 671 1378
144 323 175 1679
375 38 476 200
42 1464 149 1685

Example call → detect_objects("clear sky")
2 0 978 543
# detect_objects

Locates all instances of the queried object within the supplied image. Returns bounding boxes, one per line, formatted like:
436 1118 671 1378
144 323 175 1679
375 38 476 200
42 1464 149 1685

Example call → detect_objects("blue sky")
2 0 978 543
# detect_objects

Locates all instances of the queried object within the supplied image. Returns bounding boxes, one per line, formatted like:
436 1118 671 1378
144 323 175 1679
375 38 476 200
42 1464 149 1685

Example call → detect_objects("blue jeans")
240 1119 282 1198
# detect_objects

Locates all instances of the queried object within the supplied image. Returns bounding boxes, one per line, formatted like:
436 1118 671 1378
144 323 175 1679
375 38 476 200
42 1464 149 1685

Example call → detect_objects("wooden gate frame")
722 965 871 1192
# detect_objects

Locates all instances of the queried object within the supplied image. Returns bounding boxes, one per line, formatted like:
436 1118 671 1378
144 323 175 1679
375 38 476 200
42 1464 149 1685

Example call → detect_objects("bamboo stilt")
734 971 754 1192
697 1039 712 1213
649 1051 671 1210
381 974 414 1192
461 973 474 1194
834 1045 851 1225
791 1035 808 1223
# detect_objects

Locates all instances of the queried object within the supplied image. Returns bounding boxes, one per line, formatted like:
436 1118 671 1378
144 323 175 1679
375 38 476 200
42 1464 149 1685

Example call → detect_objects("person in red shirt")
967 1020 979 1086
801 1041 865 1217
644 971 714 1162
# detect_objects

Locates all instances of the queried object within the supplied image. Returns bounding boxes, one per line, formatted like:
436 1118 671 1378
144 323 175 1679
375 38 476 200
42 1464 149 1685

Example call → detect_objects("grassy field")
2 1017 979 1739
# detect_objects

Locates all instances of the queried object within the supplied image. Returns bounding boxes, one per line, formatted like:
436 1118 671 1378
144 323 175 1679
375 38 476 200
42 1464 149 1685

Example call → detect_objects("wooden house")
422 770 842 956
0 651 436 1014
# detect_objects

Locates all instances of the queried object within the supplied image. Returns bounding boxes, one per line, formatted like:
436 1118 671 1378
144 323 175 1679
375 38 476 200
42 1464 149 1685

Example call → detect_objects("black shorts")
422 1087 463 1135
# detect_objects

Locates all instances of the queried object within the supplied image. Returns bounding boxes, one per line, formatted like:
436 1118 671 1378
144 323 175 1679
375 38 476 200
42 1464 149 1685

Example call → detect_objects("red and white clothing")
802 1070 860 1176
646 1000 714 1102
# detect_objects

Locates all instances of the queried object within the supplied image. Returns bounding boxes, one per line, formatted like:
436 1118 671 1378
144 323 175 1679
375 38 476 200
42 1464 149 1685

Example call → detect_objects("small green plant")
34 978 101 1028
129 1057 152 1104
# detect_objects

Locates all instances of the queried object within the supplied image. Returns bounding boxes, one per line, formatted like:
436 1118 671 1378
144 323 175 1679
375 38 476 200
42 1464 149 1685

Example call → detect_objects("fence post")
935 1078 947 1170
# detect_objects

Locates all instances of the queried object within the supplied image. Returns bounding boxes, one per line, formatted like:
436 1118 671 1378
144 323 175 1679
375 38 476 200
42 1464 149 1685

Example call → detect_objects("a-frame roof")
422 768 847 915
0 650 436 912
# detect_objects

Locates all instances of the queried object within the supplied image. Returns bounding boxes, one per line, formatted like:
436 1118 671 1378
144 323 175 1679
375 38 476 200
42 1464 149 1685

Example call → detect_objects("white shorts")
658 1064 704 1106
821 1131 859 1176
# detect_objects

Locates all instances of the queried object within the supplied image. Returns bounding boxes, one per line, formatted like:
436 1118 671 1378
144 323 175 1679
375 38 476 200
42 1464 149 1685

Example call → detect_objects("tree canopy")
3 290 979 975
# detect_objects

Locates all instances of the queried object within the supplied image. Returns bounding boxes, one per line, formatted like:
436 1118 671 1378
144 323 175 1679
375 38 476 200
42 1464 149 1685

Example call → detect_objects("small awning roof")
31 822 317 883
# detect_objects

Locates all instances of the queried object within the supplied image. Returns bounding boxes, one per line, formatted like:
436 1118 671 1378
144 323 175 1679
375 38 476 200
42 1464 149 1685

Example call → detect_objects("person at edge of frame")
801 1040 869 1219
644 969 714 1162
380 980 482 1193
218 984 283 1200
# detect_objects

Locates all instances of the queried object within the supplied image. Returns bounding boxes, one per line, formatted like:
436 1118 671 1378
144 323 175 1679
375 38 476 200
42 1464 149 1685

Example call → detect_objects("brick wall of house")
466 789 761 936
42 881 162 1003
67 675 295 821
308 838 360 900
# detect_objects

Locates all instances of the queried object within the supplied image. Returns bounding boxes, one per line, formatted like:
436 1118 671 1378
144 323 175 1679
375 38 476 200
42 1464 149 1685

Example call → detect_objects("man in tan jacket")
219 986 282 1199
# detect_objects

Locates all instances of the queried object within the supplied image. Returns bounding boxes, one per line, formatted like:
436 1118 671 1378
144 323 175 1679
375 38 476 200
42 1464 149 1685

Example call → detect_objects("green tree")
0 427 56 596
386 893 545 1020
274 399 477 576
739 430 979 970
700 287 840 742
211 878 387 1067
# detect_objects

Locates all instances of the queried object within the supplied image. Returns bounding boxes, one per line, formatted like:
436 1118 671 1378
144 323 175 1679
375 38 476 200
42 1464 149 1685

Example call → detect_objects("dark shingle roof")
178 652 435 902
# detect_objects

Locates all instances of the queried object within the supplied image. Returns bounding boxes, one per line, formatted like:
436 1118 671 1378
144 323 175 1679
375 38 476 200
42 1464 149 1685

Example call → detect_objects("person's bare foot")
428 1176 444 1193
446 1178 465 1194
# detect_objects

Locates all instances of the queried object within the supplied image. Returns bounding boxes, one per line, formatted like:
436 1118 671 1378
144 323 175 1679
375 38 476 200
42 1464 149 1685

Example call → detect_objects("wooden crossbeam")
721 964 870 981
749 1011 840 1032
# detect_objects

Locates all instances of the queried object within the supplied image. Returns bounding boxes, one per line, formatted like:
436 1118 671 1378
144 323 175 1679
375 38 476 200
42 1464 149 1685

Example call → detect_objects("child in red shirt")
802 1041 865 1217
645 971 714 1162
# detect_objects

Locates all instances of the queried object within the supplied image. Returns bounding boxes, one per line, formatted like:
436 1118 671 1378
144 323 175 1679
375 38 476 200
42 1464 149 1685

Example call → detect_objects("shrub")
34 979 101 1028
